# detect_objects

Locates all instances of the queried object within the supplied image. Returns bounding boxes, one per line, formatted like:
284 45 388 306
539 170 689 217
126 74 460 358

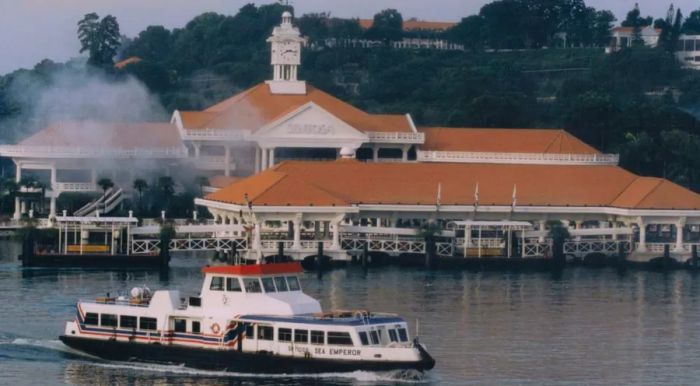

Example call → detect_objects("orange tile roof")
208 175 242 189
419 127 600 154
179 83 412 133
358 19 456 31
205 160 700 210
20 121 182 149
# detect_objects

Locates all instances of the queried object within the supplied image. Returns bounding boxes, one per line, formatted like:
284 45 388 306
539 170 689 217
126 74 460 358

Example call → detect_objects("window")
278 328 292 342
397 328 408 342
358 331 369 346
100 314 117 327
261 277 276 293
274 276 288 292
286 276 300 291
245 324 255 338
174 319 187 333
84 313 99 326
192 321 201 334
258 325 273 340
294 329 308 343
120 315 137 329
243 278 262 293
310 330 325 345
210 276 224 291
327 331 353 346
369 330 380 345
226 277 242 292
140 317 157 330
388 329 398 343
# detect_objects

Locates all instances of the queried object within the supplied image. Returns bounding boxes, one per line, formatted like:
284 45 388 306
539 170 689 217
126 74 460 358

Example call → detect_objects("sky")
1 0 698 75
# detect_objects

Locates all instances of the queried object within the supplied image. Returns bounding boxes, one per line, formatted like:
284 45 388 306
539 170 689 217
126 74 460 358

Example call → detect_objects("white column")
261 147 268 171
268 148 275 168
373 146 380 162
638 222 647 252
13 163 21 220
401 146 409 162
611 221 618 240
90 169 97 187
538 219 546 243
255 147 261 174
675 220 686 252
49 165 57 218
331 220 340 249
194 143 201 158
293 217 302 249
224 146 231 176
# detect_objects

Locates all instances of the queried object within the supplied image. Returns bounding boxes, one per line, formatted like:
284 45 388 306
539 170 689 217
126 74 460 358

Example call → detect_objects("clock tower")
266 11 307 95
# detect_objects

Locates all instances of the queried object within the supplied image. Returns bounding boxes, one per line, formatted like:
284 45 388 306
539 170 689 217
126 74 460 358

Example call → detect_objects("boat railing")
79 298 151 307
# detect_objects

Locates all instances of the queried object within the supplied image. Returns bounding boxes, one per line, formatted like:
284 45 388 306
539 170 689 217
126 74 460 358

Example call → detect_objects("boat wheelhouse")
60 261 435 373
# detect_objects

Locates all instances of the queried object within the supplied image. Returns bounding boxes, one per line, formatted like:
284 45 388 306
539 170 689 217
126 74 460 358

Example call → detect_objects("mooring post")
317 241 324 279
692 245 698 268
664 244 670 259
362 242 368 272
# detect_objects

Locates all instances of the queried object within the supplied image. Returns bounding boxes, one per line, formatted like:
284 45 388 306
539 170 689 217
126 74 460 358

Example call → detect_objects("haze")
1 0 698 75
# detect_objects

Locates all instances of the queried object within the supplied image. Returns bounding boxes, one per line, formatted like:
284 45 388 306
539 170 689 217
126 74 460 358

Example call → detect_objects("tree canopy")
78 13 121 67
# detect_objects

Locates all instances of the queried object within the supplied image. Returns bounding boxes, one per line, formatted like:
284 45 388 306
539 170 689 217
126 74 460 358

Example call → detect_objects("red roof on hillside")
419 127 600 154
204 160 700 210
179 83 412 133
359 19 456 31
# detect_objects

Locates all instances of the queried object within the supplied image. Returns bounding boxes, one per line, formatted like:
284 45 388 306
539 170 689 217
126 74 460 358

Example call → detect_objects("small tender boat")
59 262 435 373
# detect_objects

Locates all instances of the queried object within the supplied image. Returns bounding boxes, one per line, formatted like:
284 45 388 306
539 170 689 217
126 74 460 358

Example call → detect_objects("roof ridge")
248 170 288 203
204 83 263 113
633 178 665 208
542 131 562 154
610 175 643 206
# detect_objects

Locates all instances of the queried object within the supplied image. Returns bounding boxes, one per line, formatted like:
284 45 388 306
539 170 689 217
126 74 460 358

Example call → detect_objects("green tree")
77 13 121 67
365 9 404 44
156 176 175 210
683 9 700 34
592 10 616 47
479 0 527 49
447 15 486 51
547 220 571 263
123 25 173 62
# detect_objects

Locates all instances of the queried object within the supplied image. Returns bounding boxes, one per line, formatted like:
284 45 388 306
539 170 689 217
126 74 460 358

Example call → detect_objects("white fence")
367 132 425 144
416 150 620 165
130 237 247 254
564 240 632 258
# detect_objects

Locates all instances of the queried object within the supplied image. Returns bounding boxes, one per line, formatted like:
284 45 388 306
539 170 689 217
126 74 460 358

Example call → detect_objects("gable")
252 102 368 148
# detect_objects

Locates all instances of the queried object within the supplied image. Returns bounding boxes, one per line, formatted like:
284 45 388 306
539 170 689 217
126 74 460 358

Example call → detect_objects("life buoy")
211 323 221 334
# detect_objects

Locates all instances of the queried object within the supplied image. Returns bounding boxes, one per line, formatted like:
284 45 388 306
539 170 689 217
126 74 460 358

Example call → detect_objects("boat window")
100 314 117 327
84 313 99 326
294 329 308 343
192 321 201 334
120 315 137 329
388 329 398 342
245 324 254 338
226 277 242 292
369 330 380 345
210 276 225 291
243 278 262 293
310 330 325 345
397 328 408 342
274 276 288 292
174 319 187 333
278 328 292 342
258 325 273 340
261 277 276 293
327 331 354 346
286 276 301 291
358 331 369 346
139 317 157 330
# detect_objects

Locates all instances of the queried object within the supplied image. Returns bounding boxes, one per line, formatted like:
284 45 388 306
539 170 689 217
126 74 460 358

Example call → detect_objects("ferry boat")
59 262 435 373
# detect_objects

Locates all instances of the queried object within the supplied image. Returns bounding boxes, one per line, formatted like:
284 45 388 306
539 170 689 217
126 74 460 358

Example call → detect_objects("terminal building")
4 12 700 264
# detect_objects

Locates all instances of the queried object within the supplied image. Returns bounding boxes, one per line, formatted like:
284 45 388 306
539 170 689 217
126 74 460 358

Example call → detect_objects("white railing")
260 240 295 250
55 182 97 192
436 242 453 257
523 241 552 258
416 150 620 165
131 237 247 254
367 132 425 144
0 145 188 159
462 237 503 248
181 128 250 141
191 156 236 170
564 240 632 258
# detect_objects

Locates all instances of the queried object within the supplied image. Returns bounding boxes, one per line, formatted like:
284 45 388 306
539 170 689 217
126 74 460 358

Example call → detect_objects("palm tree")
157 176 175 212
133 178 148 212
418 219 442 268
97 177 114 214
547 220 571 265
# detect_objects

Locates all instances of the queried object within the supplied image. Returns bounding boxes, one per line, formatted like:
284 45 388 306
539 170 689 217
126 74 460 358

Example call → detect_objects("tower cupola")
266 11 307 95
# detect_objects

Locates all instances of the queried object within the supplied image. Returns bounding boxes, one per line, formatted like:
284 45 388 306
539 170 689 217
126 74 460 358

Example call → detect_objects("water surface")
1 242 700 385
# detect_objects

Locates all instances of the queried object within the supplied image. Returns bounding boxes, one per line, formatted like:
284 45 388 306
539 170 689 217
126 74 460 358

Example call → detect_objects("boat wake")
88 361 429 383
6 337 100 359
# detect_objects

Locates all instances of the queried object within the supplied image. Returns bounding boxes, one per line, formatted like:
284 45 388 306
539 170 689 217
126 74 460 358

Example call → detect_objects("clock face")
276 41 299 64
